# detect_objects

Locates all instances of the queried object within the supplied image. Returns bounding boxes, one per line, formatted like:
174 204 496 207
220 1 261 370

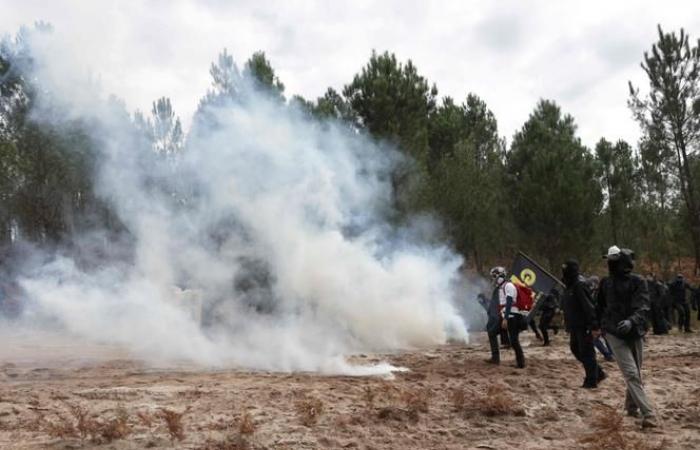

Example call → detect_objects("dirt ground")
0 326 699 450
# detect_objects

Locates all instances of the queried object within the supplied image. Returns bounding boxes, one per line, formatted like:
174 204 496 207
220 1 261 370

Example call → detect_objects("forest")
1 23 699 277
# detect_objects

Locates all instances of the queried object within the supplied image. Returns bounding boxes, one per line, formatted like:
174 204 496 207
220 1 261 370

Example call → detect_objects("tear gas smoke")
6 29 470 374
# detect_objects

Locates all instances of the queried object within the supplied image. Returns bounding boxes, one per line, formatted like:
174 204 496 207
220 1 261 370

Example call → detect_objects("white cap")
604 245 621 260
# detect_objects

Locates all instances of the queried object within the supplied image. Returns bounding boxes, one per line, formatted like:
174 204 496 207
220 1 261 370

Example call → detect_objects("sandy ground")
0 327 699 450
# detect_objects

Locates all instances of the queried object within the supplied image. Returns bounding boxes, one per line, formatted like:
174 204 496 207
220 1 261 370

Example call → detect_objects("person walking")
478 292 502 365
668 274 694 333
539 288 560 346
490 266 526 369
562 260 606 388
594 246 657 428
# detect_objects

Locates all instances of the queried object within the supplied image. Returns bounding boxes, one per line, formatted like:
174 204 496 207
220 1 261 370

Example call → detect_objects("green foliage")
629 25 700 271
426 94 509 271
343 50 437 161
243 51 285 101
594 138 639 244
3 23 700 277
507 100 602 267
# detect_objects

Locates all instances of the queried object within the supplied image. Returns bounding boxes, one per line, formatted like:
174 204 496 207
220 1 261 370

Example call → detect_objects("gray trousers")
606 334 655 418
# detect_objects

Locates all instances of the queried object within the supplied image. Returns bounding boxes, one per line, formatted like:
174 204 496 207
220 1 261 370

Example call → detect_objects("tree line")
1 24 699 277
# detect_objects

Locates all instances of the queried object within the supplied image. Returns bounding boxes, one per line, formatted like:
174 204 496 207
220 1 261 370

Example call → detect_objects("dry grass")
42 404 132 444
462 385 526 417
159 408 188 441
363 385 376 411
99 407 131 443
44 414 78 439
401 388 430 415
295 397 324 427
449 388 466 412
376 406 419 423
578 405 667 450
137 410 156 428
198 434 251 450
238 412 256 435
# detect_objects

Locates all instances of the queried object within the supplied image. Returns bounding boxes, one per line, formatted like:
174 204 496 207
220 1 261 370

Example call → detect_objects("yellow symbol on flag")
520 268 536 286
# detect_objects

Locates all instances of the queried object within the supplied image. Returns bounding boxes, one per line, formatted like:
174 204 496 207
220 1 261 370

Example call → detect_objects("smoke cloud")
7 28 470 374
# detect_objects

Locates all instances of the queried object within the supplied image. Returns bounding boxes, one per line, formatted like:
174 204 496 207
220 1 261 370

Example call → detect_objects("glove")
616 319 633 335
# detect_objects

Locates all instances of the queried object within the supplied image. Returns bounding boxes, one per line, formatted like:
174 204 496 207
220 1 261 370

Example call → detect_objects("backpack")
514 283 534 311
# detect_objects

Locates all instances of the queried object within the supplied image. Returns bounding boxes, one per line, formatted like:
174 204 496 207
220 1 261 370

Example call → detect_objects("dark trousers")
529 318 542 340
487 326 500 362
651 301 669 334
500 328 510 347
507 315 526 368
539 310 557 345
570 328 601 386
673 302 691 331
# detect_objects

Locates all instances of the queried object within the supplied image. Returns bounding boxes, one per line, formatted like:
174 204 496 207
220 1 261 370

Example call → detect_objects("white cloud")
1 0 699 147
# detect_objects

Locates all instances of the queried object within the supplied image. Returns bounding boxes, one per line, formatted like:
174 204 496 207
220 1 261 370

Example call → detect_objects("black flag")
510 251 563 294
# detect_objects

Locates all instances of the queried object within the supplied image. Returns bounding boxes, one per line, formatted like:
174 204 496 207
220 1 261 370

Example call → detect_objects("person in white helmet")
594 246 657 428
490 266 526 368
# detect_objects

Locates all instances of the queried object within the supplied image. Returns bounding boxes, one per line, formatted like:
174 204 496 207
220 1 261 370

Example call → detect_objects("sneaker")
581 382 597 389
641 416 658 429
626 409 640 418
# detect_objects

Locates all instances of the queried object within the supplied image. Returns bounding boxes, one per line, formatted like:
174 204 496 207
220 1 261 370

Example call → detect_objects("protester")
478 292 503 365
647 273 670 335
668 274 694 333
693 287 700 322
594 246 657 428
538 288 560 346
490 266 526 368
562 260 606 388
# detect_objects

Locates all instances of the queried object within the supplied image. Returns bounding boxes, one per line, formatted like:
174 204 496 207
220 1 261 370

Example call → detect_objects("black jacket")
484 288 501 332
562 275 597 331
596 273 650 339
668 279 692 305
648 280 665 306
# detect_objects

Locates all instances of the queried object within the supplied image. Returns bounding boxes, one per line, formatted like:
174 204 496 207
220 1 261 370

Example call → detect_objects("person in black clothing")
647 273 669 335
477 292 502 364
529 315 544 342
594 246 656 428
668 274 694 333
691 287 700 322
538 289 560 346
562 260 605 388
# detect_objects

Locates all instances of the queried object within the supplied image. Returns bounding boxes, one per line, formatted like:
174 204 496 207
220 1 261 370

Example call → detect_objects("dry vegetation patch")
577 405 667 450
456 384 526 418
295 397 324 427
159 407 188 441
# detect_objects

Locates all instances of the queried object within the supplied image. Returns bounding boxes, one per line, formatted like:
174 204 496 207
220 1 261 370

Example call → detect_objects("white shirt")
498 281 520 317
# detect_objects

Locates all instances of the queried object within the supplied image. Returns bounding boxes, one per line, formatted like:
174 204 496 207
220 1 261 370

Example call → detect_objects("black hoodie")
561 261 597 331
595 254 650 339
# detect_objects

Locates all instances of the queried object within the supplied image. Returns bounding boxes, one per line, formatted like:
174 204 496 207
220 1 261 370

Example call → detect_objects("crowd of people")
476 245 700 430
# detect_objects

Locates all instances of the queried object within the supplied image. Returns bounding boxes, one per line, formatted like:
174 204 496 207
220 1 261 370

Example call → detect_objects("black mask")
562 260 579 286
608 251 634 277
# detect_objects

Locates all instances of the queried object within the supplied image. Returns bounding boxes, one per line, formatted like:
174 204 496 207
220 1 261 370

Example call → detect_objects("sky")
1 0 700 148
